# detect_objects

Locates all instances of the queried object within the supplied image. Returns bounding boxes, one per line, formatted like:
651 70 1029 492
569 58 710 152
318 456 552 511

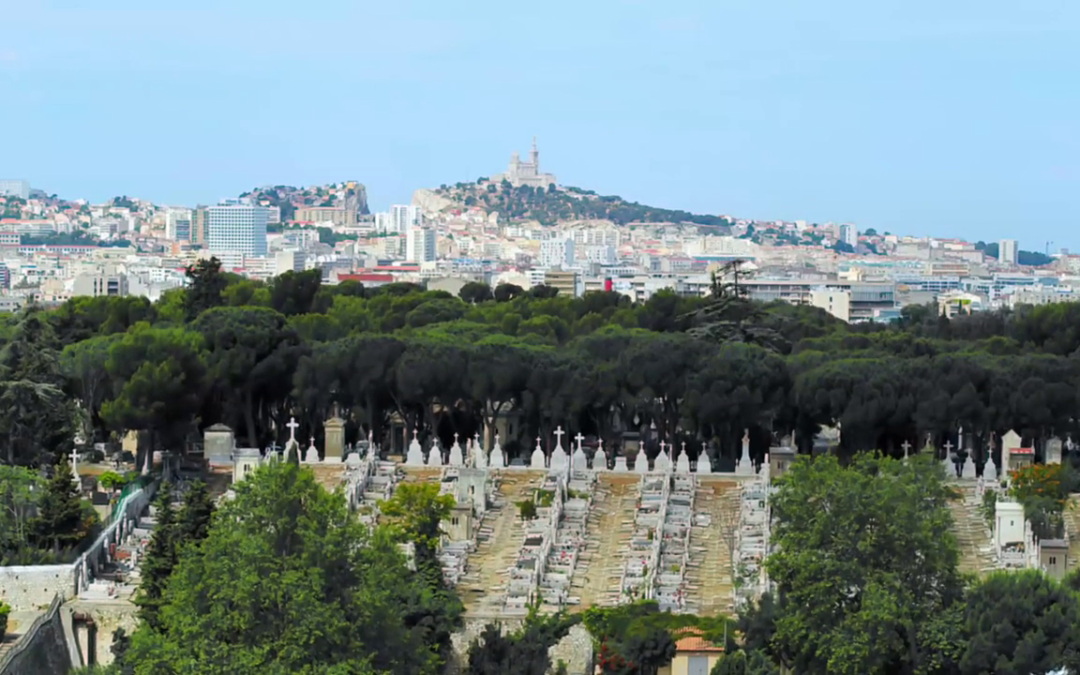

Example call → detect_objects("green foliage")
765 454 963 675
135 485 179 630
97 470 129 491
183 257 228 321
378 481 455 559
959 571 1080 675
0 464 44 563
32 459 99 558
465 604 581 675
517 499 538 521
0 600 10 641
979 488 997 532
124 461 455 675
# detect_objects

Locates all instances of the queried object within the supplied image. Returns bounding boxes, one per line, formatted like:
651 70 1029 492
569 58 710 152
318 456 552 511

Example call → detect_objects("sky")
1 0 1078 248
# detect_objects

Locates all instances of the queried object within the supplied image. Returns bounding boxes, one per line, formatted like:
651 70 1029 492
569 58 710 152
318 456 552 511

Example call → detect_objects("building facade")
0 180 31 199
406 227 436 263
207 201 269 257
999 238 1019 265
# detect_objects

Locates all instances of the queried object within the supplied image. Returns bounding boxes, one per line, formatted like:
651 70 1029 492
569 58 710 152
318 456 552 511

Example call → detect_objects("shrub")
0 600 10 641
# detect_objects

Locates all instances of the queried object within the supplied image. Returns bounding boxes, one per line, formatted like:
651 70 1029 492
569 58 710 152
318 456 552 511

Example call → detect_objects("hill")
240 181 369 221
431 178 733 229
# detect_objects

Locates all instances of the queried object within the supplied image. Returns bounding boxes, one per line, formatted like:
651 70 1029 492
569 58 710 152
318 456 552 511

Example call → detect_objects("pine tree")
135 484 178 630
32 459 90 556
176 481 214 546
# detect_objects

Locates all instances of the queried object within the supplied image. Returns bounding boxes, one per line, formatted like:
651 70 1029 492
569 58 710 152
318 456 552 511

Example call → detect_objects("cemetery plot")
539 469 596 611
619 474 668 604
575 473 642 609
733 481 770 611
653 474 695 612
457 472 539 614
948 484 997 576
684 478 741 616
1065 496 1080 573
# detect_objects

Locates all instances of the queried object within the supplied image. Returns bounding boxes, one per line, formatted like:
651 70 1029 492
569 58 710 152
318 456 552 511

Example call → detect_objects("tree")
183 257 228 320
379 482 455 560
125 461 451 675
959 571 1080 675
494 283 525 302
32 459 97 558
459 282 494 304
465 604 580 675
269 269 323 316
135 485 178 630
765 454 963 675
0 465 44 563
175 480 215 546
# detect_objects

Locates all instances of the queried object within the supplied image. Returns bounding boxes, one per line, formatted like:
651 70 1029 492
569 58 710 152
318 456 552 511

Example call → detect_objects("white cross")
597 438 604 451
454 432 459 442
286 417 299 443
659 440 667 454
682 442 687 454
536 436 543 451
575 433 585 450
309 436 315 447
71 444 79 483
901 440 912 455
553 426 565 447
944 440 954 454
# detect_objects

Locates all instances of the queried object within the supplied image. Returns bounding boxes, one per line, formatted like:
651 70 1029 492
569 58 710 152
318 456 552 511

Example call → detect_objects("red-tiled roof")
673 629 725 653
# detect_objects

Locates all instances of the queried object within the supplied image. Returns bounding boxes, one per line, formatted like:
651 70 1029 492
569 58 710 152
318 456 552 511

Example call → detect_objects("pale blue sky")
1 1 1078 248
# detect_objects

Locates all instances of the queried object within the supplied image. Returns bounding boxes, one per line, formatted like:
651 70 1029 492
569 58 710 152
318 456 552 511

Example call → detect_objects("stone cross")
575 432 585 451
944 440 954 455
71 443 79 485
901 440 911 456
286 417 299 444
659 440 666 455
554 426 565 449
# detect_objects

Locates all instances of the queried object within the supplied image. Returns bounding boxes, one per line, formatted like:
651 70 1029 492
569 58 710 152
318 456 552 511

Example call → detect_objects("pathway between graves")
947 484 997 576
457 471 538 614
1065 496 1080 573
684 479 740 616
576 474 641 609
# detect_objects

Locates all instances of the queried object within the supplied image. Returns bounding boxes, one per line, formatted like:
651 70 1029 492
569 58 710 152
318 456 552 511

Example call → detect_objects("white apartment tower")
0 180 31 200
539 236 575 269
165 208 193 242
999 239 1019 265
390 205 421 234
406 227 436 263
207 200 269 257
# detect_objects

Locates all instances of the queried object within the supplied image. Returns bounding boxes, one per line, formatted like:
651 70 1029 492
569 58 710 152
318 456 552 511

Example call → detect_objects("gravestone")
550 438 569 472
428 440 443 466
490 435 505 468
304 437 320 463
698 449 713 474
1046 437 1063 465
635 446 649 473
405 430 425 466
961 450 977 480
531 437 546 469
675 444 691 474
324 415 346 460
571 433 588 471
613 455 628 472
594 439 607 471
449 434 464 466
654 443 671 473
736 431 754 476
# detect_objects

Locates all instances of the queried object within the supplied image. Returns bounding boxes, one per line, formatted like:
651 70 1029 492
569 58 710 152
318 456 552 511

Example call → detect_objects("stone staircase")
947 485 997 576
1063 496 1080 572
575 474 643 609
457 472 536 614
684 479 740 617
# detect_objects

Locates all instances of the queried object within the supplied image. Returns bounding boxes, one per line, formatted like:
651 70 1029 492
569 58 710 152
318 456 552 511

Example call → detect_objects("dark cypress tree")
135 484 178 629
176 480 215 546
32 459 91 557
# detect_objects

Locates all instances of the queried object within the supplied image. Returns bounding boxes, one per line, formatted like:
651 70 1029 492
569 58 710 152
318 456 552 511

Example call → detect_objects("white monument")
698 448 712 474
594 438 607 471
737 430 754 476
449 434 464 466
490 434 505 468
405 429 425 466
304 436 319 464
654 441 671 473
428 439 443 466
635 445 649 473
531 436 546 469
675 442 691 474
550 428 569 471
572 433 588 471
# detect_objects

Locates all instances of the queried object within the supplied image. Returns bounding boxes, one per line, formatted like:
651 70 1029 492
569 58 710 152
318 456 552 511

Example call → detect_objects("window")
451 517 459 526
1050 556 1057 565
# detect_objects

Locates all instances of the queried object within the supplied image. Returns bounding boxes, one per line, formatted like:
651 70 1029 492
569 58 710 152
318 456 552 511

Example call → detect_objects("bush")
0 600 10 641
98 471 128 491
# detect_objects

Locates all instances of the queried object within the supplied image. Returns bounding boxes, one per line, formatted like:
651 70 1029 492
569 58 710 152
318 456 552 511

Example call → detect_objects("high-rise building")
539 236 575 268
0 180 31 200
838 223 859 248
192 206 210 245
406 227 436 263
207 200 269 257
165 208 193 242
999 239 1019 265
390 205 421 233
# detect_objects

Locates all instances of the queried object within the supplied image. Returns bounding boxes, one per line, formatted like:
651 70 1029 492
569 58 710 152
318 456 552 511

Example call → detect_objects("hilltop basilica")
492 137 558 189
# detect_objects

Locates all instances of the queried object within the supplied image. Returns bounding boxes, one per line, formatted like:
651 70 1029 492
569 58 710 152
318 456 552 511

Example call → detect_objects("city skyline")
1 1 1078 247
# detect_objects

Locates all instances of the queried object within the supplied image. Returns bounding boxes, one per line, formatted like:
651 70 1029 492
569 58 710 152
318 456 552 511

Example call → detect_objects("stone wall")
448 618 593 675
0 566 75 611
0 596 73 675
